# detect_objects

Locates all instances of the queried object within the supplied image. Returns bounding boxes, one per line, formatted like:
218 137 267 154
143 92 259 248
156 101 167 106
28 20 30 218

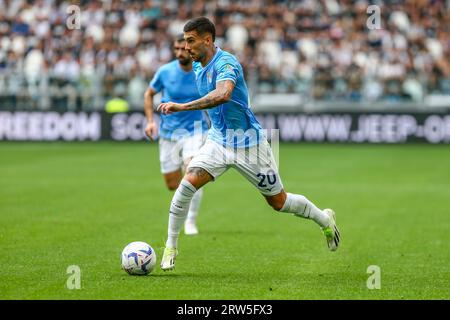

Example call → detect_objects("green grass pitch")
1 142 449 299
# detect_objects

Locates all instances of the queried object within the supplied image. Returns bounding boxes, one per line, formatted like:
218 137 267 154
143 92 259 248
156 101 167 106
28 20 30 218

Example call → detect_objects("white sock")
186 188 203 223
280 193 330 228
166 179 197 248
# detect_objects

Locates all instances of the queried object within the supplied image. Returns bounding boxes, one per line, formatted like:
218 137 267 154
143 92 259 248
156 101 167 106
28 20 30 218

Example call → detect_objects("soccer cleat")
184 220 199 235
160 247 177 271
321 209 340 251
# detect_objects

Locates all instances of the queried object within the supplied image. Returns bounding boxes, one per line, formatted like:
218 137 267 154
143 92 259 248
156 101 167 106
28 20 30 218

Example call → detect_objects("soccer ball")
121 241 157 275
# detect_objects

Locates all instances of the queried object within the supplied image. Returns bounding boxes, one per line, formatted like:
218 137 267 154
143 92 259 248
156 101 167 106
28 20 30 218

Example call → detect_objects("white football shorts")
187 139 284 196
159 134 206 174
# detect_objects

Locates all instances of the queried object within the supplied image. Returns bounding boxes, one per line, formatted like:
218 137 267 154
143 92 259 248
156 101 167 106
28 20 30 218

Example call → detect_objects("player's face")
173 40 191 66
184 31 209 62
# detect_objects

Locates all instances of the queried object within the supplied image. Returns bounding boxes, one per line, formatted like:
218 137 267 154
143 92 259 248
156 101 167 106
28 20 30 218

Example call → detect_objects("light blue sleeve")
149 68 163 92
215 57 240 84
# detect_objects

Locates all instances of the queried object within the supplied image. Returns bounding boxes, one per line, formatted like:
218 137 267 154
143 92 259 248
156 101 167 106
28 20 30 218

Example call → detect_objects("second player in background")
144 34 209 235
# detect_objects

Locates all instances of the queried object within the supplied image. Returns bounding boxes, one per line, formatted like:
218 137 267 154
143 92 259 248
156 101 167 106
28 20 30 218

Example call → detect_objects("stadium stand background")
0 0 449 112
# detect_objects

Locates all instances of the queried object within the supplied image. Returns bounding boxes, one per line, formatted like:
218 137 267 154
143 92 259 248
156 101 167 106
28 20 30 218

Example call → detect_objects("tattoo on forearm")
185 93 221 110
185 82 233 110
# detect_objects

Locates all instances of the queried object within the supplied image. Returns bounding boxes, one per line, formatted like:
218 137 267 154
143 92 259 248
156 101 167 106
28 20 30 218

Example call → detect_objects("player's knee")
165 178 180 191
265 192 287 211
185 167 213 189
271 201 285 211
167 183 179 191
163 171 182 191
267 198 284 211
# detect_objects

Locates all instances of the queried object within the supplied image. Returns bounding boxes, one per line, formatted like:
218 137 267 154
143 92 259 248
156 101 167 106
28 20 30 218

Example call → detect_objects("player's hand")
144 120 158 140
157 102 184 114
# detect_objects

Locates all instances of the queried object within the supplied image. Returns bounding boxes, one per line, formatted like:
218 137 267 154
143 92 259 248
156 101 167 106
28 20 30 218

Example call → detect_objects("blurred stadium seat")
0 0 449 112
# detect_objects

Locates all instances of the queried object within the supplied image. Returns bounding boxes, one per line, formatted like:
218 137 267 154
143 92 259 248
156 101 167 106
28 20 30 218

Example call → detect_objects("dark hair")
174 34 185 43
183 17 216 42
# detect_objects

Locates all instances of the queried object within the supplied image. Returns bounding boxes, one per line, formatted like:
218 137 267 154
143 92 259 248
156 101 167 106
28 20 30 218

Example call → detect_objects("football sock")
280 193 330 228
186 188 203 223
166 179 196 248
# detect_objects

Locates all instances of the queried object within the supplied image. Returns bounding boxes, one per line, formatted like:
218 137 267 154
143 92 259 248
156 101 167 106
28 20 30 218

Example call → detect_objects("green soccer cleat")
322 209 340 251
160 247 178 271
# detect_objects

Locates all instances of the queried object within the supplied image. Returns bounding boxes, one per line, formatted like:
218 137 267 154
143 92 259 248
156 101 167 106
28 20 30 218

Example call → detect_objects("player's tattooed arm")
157 80 235 114
183 80 235 111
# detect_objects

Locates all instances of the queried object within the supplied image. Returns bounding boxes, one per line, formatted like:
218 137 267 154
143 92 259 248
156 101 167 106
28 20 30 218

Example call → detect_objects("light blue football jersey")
149 60 209 140
192 48 263 148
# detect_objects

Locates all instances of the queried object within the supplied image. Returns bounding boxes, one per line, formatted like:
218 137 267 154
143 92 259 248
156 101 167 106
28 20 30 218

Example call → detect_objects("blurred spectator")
226 15 248 56
53 52 80 81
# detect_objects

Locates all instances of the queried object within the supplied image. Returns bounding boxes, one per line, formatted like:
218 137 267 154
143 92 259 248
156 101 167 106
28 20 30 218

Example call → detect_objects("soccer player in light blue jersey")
144 35 209 235
157 17 340 271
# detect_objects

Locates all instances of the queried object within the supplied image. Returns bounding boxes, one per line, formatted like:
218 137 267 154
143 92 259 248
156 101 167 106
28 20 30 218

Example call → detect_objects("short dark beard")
192 51 205 62
178 58 191 66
